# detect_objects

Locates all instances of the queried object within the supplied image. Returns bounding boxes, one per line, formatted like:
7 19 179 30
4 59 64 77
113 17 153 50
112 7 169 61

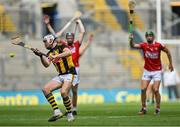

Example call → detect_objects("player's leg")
152 80 161 114
72 84 78 115
174 85 180 99
60 74 75 122
167 86 171 100
42 78 63 122
71 68 80 115
139 79 150 115
151 86 155 104
152 70 162 115
63 76 78 116
139 70 151 115
146 83 151 104
169 86 173 100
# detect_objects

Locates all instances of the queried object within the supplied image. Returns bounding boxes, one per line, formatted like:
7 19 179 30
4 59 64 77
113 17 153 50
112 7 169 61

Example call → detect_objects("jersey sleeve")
159 43 166 50
60 39 67 45
139 42 145 49
75 40 80 47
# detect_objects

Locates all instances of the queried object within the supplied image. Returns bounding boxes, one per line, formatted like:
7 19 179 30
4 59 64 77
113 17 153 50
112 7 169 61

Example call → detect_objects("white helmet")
43 34 55 44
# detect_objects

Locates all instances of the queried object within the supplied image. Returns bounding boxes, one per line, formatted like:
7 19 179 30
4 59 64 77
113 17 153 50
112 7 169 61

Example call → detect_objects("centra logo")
0 94 39 106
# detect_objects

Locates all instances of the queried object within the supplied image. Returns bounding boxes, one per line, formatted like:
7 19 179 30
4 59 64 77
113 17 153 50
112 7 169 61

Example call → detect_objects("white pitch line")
1 116 138 121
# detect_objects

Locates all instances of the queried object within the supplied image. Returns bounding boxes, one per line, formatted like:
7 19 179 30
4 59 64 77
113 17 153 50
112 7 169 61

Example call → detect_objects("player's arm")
43 15 72 37
79 34 93 57
33 48 51 67
40 56 51 68
56 48 72 58
76 19 85 45
48 48 72 62
162 46 174 71
43 15 56 36
129 34 141 48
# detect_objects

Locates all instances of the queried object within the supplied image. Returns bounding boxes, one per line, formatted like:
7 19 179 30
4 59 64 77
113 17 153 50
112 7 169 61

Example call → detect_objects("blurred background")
0 0 180 105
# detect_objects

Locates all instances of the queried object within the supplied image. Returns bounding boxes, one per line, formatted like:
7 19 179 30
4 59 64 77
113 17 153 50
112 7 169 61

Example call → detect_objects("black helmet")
145 31 154 37
66 32 74 38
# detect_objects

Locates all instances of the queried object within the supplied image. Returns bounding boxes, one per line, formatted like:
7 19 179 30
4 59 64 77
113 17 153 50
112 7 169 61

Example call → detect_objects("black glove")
32 48 43 57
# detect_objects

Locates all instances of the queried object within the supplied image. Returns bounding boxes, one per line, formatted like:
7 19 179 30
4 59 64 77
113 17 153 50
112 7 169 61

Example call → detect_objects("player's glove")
32 48 43 57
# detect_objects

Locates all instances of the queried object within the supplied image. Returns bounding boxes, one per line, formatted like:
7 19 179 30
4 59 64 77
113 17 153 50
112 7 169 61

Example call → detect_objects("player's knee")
141 88 147 94
61 89 68 97
154 89 159 95
42 87 51 94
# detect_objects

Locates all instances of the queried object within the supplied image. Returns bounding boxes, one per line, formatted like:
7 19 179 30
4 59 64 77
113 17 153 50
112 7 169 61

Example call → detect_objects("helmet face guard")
145 31 155 43
66 32 74 39
43 34 55 44
66 32 74 45
43 34 55 49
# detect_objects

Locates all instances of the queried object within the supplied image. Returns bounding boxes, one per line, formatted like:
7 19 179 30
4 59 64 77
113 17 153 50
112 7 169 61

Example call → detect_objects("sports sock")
63 96 72 113
46 93 59 111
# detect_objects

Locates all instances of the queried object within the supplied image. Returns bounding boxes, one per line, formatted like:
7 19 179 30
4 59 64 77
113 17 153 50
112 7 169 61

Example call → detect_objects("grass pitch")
0 102 180 126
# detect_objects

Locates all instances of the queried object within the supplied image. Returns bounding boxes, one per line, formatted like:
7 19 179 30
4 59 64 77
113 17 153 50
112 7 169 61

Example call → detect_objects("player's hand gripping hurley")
44 11 82 37
11 36 48 57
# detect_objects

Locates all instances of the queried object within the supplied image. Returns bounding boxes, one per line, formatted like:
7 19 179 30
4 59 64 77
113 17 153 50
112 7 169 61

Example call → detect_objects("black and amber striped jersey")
47 44 76 75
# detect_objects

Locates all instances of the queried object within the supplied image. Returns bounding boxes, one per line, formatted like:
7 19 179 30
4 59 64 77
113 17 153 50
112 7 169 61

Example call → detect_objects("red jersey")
60 40 80 67
139 41 165 71
68 41 80 67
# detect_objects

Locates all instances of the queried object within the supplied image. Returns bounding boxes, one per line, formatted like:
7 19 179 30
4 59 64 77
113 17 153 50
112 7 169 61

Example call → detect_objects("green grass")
0 102 180 126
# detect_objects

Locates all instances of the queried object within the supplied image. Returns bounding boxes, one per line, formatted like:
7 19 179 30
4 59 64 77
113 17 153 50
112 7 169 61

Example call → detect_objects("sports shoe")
67 113 75 122
154 109 160 115
48 112 63 122
72 110 77 115
138 108 147 115
63 111 77 116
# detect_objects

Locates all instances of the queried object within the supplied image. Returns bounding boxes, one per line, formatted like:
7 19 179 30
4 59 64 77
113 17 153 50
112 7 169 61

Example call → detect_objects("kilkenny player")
33 34 76 122
44 16 86 115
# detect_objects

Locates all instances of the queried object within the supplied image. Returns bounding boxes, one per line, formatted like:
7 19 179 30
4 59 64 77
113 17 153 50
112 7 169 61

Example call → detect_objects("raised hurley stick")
128 0 136 34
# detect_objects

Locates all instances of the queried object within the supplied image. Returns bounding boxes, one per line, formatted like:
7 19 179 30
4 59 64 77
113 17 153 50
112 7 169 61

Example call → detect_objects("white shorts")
52 74 74 84
72 67 80 86
142 69 162 81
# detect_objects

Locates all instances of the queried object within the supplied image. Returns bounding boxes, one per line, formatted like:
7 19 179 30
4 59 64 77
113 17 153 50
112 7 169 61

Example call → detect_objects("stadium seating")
79 0 145 31
79 0 121 30
0 4 16 32
117 50 144 80
116 0 145 30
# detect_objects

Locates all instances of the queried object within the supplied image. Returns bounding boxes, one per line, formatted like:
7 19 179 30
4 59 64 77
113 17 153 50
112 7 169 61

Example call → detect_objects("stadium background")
0 0 180 106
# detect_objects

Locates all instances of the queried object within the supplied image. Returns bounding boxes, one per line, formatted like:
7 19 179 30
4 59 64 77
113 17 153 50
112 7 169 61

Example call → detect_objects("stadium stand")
0 4 16 32
0 0 180 91
116 0 145 30
117 50 144 80
79 0 122 30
